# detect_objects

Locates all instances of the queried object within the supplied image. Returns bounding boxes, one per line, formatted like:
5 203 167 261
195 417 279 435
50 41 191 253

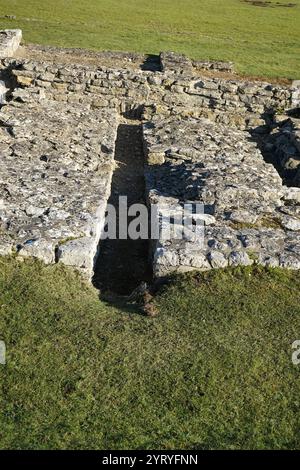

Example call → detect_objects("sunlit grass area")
0 0 299 78
1 257 300 449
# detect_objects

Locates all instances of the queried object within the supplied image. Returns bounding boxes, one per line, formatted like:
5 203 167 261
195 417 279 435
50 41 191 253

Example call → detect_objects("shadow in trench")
140 54 161 72
93 122 153 298
249 121 298 187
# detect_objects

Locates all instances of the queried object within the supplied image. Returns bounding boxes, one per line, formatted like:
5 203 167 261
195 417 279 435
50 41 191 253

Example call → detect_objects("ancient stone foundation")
0 30 300 283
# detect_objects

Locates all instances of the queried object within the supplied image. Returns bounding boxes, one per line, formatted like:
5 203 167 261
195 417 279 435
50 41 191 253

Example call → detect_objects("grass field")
1 257 300 449
0 0 299 78
1 0 300 451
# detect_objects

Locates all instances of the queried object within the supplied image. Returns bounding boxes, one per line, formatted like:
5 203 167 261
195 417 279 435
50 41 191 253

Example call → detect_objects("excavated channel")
93 119 152 296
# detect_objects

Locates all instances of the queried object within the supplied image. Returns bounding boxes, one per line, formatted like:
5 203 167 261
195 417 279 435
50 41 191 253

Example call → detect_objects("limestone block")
258 253 279 268
18 239 55 264
159 51 193 74
280 215 300 231
280 253 300 270
228 251 253 267
0 30 22 58
208 251 228 269
179 251 210 270
0 235 13 256
147 152 165 165
292 80 300 108
57 237 96 274
283 187 300 204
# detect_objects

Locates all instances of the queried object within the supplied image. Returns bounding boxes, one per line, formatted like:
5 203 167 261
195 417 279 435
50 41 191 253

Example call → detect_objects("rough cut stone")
159 51 193 74
0 29 22 58
292 80 300 108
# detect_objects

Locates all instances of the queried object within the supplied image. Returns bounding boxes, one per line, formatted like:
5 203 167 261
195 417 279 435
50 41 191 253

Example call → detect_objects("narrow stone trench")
250 116 300 188
93 119 152 296
252 132 295 187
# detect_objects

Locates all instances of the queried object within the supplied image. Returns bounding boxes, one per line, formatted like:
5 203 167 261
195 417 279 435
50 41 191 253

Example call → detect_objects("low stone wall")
144 116 300 275
0 89 118 278
1 53 296 130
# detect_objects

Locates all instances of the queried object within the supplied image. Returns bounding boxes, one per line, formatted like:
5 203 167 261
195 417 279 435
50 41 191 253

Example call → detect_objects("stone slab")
0 29 22 58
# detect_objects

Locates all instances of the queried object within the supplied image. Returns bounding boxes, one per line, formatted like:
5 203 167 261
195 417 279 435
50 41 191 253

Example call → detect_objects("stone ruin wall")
0 30 300 280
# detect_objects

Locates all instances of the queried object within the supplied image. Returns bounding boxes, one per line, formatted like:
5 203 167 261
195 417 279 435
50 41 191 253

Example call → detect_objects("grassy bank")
0 0 299 78
0 257 300 449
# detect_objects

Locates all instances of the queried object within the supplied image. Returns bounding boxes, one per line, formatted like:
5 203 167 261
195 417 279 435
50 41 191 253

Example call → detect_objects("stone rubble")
0 32 299 278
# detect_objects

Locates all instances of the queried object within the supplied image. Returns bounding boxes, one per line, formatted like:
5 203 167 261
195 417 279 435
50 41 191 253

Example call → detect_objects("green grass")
1 256 300 449
0 0 299 78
